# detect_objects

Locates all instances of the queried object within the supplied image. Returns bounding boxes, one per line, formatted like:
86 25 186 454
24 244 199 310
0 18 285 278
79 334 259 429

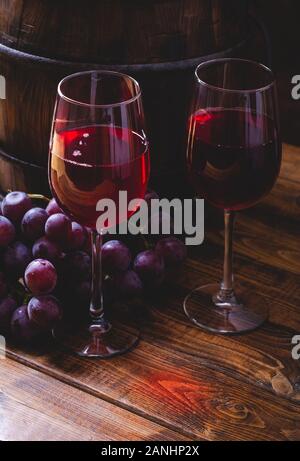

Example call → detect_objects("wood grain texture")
0 0 248 63
6 335 300 441
0 0 259 196
2 143 300 441
0 358 191 441
0 36 255 195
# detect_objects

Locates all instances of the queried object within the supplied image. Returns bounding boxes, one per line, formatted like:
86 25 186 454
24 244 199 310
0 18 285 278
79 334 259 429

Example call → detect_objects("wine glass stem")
217 210 236 302
89 231 107 327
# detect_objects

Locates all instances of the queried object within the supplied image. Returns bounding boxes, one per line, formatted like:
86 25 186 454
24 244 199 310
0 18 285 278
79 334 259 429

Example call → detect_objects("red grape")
32 236 62 264
3 241 32 278
76 279 91 300
133 250 165 287
155 237 187 268
0 216 16 248
21 207 48 241
45 213 72 246
0 296 17 334
46 198 62 216
82 228 92 255
0 272 8 299
102 240 131 274
67 221 87 251
2 191 32 224
24 259 57 295
115 270 143 299
27 295 63 329
70 279 91 305
58 277 91 318
103 275 115 304
62 251 91 282
11 305 43 344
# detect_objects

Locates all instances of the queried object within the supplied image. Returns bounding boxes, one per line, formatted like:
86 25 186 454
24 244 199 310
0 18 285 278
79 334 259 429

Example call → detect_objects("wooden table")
1 143 300 441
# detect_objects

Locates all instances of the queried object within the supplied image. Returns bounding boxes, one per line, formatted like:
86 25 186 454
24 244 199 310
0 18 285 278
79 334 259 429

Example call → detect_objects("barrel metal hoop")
0 146 46 171
0 39 248 73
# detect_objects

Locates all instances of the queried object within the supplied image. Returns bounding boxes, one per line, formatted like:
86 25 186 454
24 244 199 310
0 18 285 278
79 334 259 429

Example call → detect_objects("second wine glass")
185 59 281 334
49 70 150 357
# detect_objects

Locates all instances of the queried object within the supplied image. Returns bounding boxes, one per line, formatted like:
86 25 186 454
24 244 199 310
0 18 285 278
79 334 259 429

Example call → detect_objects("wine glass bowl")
49 70 150 356
185 59 281 334
50 71 149 229
188 108 281 211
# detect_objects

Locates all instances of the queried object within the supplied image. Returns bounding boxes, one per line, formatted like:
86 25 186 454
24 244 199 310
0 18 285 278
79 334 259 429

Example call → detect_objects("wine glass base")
184 283 269 334
53 319 140 358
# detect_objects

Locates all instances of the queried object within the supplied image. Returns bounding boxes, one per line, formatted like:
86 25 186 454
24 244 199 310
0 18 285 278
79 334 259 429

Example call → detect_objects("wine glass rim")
58 70 142 108
195 58 275 94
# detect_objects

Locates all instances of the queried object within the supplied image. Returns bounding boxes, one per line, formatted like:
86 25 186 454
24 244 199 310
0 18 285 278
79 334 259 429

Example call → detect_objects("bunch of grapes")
0 190 187 346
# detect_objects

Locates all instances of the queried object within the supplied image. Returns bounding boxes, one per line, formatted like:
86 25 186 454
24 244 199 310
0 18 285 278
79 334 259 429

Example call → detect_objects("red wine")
187 109 281 210
50 125 150 228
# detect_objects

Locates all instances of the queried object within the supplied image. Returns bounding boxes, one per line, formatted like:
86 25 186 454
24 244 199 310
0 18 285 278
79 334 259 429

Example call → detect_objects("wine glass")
185 58 281 334
49 70 150 356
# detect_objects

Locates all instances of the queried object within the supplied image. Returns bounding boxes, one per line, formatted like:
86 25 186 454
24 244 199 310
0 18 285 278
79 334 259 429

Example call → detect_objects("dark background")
255 0 300 145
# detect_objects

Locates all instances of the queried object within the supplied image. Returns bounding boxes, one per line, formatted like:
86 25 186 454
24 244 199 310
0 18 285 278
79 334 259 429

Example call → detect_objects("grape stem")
28 194 51 203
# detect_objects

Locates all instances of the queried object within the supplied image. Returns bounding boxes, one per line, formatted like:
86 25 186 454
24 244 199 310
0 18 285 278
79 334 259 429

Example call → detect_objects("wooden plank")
3 143 300 441
5 328 300 442
0 358 190 441
178 219 300 334
280 144 300 184
142 287 300 401
179 252 300 330
205 205 300 278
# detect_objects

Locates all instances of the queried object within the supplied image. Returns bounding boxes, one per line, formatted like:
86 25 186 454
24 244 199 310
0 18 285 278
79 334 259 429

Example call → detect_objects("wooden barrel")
0 0 249 64
0 0 255 195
